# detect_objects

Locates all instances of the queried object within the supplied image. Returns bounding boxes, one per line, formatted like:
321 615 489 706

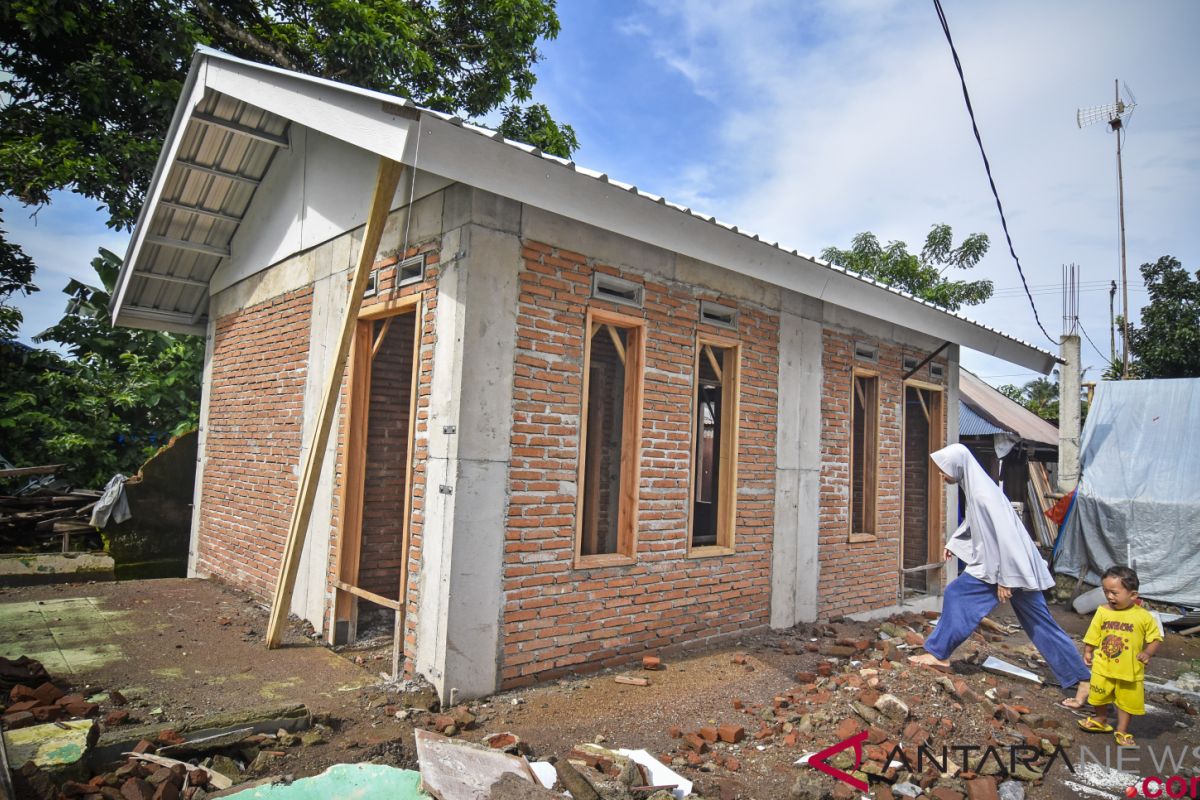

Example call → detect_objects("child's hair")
1102 565 1140 592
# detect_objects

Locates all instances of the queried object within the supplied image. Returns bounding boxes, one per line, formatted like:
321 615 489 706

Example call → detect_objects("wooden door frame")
899 380 945 594
329 294 422 645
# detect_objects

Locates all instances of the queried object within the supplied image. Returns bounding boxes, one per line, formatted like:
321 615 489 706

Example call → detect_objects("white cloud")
617 0 1200 382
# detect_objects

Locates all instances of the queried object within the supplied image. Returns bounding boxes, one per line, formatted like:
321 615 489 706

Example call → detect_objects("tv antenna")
1077 80 1136 377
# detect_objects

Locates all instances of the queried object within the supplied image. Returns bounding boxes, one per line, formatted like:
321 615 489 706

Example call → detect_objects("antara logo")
808 730 869 793
806 728 1079 793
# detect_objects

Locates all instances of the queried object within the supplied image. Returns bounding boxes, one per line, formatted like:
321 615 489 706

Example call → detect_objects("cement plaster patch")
224 763 428 798
0 597 130 674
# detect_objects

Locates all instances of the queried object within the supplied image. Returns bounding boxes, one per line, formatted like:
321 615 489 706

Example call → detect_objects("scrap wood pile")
0 487 103 553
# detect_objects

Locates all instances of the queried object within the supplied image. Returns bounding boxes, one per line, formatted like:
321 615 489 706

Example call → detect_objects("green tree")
0 0 576 275
1125 256 1200 379
821 224 993 311
0 211 37 339
997 375 1060 423
1 249 203 486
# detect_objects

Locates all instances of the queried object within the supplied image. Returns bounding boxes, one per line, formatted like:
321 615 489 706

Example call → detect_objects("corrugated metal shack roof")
958 400 1009 436
111 47 1058 375
959 368 1059 447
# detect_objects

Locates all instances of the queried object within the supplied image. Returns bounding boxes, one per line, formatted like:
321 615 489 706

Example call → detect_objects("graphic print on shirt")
1100 633 1125 661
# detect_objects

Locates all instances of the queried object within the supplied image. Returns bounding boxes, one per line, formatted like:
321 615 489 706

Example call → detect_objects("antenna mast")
1077 80 1136 377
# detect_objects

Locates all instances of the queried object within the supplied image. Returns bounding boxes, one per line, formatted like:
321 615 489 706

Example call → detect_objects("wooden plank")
0 464 63 479
332 322 373 641
605 323 626 365
393 302 422 678
717 345 740 547
916 387 931 423
371 316 394 358
333 580 402 611
266 158 405 649
614 676 649 686
703 344 723 383
574 310 596 563
617 323 644 558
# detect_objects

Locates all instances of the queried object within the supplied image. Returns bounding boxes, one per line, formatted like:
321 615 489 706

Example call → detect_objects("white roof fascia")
200 54 417 165
116 48 1055 373
409 113 1056 373
112 52 210 327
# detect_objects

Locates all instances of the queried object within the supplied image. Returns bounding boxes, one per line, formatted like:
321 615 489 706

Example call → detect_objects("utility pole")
1109 280 1117 363
1114 79 1130 377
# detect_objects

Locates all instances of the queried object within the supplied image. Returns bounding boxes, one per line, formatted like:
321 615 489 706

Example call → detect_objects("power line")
1076 319 1110 363
932 0 1057 346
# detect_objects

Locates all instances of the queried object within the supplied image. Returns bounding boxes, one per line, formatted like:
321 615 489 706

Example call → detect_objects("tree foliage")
0 0 576 267
0 211 37 339
1125 255 1200 379
1 249 203 487
997 376 1059 423
821 224 993 311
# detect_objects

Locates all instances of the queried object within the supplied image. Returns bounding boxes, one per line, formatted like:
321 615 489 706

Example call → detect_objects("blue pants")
924 573 1091 689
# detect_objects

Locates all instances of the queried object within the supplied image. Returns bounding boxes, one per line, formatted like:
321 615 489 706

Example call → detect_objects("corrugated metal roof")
959 368 1059 447
959 400 1009 436
112 47 1056 370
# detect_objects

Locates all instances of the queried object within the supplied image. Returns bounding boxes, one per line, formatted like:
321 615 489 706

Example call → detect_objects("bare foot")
1060 697 1085 710
908 653 951 669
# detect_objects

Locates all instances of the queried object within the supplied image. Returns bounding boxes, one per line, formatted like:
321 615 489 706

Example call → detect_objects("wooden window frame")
574 306 645 568
900 379 945 586
849 369 879 543
688 334 741 558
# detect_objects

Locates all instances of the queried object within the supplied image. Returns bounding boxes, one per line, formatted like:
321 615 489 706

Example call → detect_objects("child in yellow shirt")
1078 566 1163 747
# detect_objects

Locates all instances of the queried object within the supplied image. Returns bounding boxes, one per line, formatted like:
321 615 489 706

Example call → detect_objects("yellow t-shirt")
1083 604 1162 682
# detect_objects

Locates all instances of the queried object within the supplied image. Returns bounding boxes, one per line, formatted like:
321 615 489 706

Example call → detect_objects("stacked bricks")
500 240 780 688
819 333 947 618
197 287 313 600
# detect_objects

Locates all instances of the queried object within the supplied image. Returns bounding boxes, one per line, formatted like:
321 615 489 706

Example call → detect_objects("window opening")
578 313 643 560
691 341 739 549
851 373 879 537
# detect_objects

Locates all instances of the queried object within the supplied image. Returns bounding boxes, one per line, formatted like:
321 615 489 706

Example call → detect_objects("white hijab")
931 443 1055 591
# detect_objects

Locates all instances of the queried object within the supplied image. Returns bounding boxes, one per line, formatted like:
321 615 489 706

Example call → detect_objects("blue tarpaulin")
1054 378 1200 606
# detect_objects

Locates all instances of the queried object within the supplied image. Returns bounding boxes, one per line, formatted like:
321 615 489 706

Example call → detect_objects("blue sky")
6 0 1200 389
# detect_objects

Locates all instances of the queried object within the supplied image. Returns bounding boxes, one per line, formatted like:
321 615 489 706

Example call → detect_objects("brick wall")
501 240 780 688
819 333 947 617
197 287 313 599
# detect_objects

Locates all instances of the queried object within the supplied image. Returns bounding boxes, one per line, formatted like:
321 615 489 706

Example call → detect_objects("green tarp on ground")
223 764 429 799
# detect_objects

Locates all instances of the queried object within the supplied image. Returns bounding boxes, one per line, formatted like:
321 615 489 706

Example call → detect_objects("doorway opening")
902 383 944 596
331 300 420 671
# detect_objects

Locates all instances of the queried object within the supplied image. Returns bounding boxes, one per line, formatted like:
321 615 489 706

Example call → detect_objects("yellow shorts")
1088 673 1144 715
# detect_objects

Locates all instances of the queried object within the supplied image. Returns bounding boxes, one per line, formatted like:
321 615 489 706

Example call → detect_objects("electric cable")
1076 319 1110 363
932 0 1058 346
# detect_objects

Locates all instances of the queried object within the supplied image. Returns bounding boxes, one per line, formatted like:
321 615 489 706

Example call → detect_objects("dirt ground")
3 578 1198 799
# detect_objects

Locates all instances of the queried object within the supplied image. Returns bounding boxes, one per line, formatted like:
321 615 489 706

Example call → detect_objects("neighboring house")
956 368 1059 547
111 48 1056 701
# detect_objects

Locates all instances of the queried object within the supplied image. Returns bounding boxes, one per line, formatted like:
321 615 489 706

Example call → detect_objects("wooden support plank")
916 387 931 423
371 316 394 358
332 321 373 641
266 158 405 649
703 344 723 383
854 376 867 410
333 580 402 611
0 464 63 479
605 323 626 365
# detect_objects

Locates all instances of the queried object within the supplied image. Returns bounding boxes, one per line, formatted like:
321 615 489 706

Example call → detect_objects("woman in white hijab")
910 444 1091 706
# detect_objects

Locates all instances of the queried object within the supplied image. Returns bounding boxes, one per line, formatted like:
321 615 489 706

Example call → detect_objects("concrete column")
943 345 962 589
770 298 823 628
417 190 522 702
1058 335 1081 492
187 318 216 578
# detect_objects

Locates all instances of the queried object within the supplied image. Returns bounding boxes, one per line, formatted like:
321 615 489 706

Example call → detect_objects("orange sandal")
1114 731 1136 747
1077 717 1114 733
